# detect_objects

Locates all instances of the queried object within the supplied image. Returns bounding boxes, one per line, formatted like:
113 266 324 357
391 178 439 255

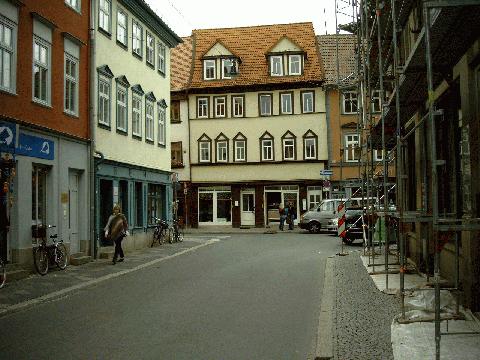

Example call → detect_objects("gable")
204 42 234 57
269 36 303 53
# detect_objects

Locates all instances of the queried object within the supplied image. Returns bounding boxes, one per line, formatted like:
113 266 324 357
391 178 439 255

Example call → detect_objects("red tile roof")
316 34 356 86
171 36 194 91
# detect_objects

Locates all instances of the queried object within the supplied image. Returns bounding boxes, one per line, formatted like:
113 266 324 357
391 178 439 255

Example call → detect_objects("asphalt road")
0 231 341 360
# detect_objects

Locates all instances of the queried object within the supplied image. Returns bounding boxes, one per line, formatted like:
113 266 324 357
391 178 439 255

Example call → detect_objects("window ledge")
132 51 143 61
65 4 81 14
146 61 155 70
172 164 184 168
63 111 79 119
145 138 154 145
171 120 181 124
116 40 128 51
0 89 17 97
157 143 166 148
132 134 142 141
116 128 128 136
158 70 166 77
98 27 112 39
32 100 52 109
97 122 111 131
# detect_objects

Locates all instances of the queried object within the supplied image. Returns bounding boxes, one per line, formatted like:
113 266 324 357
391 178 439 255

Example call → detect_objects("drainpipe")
89 0 97 259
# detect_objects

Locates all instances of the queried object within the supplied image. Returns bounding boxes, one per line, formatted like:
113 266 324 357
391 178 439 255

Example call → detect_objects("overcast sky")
145 0 355 38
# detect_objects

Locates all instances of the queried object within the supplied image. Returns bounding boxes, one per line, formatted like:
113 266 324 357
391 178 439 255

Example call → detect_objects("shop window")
147 184 163 225
32 166 48 225
199 192 213 222
135 182 143 227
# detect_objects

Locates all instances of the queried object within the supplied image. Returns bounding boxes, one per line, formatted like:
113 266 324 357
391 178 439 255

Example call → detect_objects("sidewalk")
184 225 305 234
0 236 216 318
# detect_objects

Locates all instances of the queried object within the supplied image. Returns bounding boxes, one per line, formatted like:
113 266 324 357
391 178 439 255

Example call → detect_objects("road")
0 231 341 360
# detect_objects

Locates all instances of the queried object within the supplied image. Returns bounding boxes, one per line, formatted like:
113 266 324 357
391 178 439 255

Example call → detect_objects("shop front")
264 185 299 226
198 186 232 225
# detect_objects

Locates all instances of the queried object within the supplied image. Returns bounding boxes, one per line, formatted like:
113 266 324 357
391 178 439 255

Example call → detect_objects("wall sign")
0 121 16 152
16 133 54 160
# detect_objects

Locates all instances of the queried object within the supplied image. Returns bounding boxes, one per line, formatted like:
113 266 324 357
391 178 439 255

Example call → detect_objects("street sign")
320 169 333 176
16 133 54 160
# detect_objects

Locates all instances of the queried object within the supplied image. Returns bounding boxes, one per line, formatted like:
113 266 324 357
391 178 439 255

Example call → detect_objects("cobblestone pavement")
332 250 401 360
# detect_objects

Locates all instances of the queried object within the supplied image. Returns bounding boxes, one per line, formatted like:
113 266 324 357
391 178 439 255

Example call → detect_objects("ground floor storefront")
177 181 329 228
0 120 90 268
95 160 173 253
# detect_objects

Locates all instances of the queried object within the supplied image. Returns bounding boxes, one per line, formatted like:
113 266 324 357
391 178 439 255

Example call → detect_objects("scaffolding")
347 0 480 358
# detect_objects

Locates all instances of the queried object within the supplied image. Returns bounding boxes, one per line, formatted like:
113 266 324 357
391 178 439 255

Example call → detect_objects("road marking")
0 238 220 318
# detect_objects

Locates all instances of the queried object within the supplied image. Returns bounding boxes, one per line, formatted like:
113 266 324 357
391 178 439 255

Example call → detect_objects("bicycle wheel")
168 228 174 243
55 243 68 270
151 228 159 247
177 227 184 242
34 247 49 275
0 259 6 289
159 228 167 244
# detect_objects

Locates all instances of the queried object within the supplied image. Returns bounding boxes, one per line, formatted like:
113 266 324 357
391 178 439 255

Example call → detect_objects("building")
171 23 327 228
91 0 181 252
0 0 90 266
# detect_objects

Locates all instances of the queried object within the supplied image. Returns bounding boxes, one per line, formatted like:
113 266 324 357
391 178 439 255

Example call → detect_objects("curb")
315 256 334 360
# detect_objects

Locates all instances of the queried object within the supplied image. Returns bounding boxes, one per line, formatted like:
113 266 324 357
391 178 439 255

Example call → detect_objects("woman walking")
104 204 129 264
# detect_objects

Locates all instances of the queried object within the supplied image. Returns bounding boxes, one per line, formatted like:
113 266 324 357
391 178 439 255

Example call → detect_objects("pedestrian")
104 204 129 265
278 203 286 231
287 202 296 230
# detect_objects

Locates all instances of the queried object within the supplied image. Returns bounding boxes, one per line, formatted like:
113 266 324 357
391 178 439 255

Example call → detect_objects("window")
171 141 183 167
132 94 142 137
116 85 127 132
158 42 166 74
270 55 283 76
134 182 143 227
343 91 358 114
371 90 381 113
304 137 317 159
0 19 16 93
199 141 211 162
145 100 154 142
214 97 226 117
158 104 166 145
197 97 209 118
234 139 246 161
283 138 295 160
33 38 50 105
232 96 244 117
259 94 272 116
308 186 322 210
216 141 228 162
204 59 215 80
171 100 180 122
302 91 314 113
280 92 293 114
146 32 155 66
99 0 111 33
32 166 48 226
98 76 111 126
132 20 142 57
116 10 127 46
261 139 273 161
64 54 78 115
147 183 164 225
65 0 80 12
222 58 234 79
289 54 301 75
345 134 359 162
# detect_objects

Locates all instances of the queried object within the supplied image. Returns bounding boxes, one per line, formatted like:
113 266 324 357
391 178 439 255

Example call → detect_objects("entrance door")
99 179 113 245
241 190 255 226
68 171 79 253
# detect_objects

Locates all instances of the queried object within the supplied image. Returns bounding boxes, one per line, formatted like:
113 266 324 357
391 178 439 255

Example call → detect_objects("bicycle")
151 218 169 247
168 218 184 244
33 225 68 276
0 257 5 288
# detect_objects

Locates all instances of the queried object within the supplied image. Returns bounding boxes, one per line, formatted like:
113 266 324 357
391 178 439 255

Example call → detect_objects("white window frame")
64 53 78 115
158 104 166 146
204 59 216 80
261 139 273 161
0 18 16 93
116 84 127 132
146 32 155 66
199 142 211 162
116 9 127 46
132 93 142 137
283 138 295 160
158 42 166 74
304 137 316 159
270 55 283 76
145 99 154 142
215 97 226 117
99 0 111 33
281 93 293 114
221 58 234 79
65 0 81 12
132 20 143 57
33 37 51 105
197 97 208 118
259 94 272 116
345 134 359 162
98 75 111 126
371 90 381 113
232 96 244 117
216 141 228 162
302 91 314 113
374 149 384 162
234 140 246 161
343 91 358 114
289 54 302 75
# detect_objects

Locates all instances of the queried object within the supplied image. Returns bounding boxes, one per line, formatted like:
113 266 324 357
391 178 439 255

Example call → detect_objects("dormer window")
289 54 302 75
222 58 235 79
270 56 283 76
204 59 216 80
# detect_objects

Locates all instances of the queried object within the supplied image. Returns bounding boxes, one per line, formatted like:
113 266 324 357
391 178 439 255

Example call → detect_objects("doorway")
240 189 255 226
68 171 80 254
99 179 113 245
264 185 299 226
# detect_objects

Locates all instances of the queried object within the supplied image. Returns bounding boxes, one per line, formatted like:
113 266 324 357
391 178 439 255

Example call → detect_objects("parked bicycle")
151 218 169 247
168 218 184 243
0 257 5 288
33 225 68 275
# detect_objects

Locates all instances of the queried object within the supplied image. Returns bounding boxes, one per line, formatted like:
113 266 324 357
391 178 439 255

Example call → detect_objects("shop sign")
16 133 54 160
0 121 16 152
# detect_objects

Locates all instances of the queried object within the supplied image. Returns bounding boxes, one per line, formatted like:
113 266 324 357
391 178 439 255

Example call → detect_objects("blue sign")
320 169 333 176
0 121 16 152
16 133 54 160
